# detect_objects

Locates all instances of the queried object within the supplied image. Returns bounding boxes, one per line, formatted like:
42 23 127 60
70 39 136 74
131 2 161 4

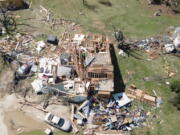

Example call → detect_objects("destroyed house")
72 34 114 96
36 33 114 96
86 52 113 80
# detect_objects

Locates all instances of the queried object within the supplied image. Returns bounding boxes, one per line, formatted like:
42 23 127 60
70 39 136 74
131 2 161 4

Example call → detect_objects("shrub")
170 80 180 93
153 0 162 4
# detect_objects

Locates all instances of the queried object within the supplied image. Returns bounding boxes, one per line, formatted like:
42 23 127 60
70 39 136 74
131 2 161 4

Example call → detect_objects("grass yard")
16 0 180 38
117 51 180 135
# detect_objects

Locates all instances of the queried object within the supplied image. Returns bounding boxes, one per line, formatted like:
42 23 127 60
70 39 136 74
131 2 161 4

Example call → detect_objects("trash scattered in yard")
116 27 180 59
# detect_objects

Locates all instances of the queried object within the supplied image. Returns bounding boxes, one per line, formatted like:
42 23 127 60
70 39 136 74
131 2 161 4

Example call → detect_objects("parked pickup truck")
44 113 71 132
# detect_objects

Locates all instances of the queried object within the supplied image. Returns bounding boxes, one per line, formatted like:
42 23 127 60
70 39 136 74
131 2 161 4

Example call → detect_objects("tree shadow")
127 49 144 60
99 0 112 7
118 43 145 60
110 44 125 93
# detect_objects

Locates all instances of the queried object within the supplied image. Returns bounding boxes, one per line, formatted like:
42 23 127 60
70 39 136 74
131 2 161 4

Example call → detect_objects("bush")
171 93 180 110
170 80 180 93
153 0 162 4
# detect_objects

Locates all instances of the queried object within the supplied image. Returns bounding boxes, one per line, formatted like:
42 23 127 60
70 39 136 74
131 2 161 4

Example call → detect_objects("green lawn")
117 51 180 135
16 0 180 38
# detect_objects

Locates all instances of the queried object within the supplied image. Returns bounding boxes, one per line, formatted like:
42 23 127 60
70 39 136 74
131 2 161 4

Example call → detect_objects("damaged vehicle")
45 112 72 132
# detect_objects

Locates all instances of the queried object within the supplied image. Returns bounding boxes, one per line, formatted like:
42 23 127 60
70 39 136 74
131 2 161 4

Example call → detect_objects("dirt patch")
4 111 47 135
46 104 71 120
0 67 14 98
0 94 19 135
0 93 71 135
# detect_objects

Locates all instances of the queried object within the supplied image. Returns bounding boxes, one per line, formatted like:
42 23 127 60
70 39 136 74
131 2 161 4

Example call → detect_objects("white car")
45 113 71 132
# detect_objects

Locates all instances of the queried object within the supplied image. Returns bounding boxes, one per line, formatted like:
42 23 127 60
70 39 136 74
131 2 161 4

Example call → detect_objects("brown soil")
4 111 47 135
0 92 70 135
0 67 14 98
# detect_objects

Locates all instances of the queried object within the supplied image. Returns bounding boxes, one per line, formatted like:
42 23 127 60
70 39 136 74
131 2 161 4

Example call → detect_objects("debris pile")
22 34 115 99
126 85 162 106
70 91 157 134
117 27 180 58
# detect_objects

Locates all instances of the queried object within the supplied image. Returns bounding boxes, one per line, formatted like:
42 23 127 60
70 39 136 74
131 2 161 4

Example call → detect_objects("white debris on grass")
119 49 126 56
36 41 46 53
164 44 175 53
